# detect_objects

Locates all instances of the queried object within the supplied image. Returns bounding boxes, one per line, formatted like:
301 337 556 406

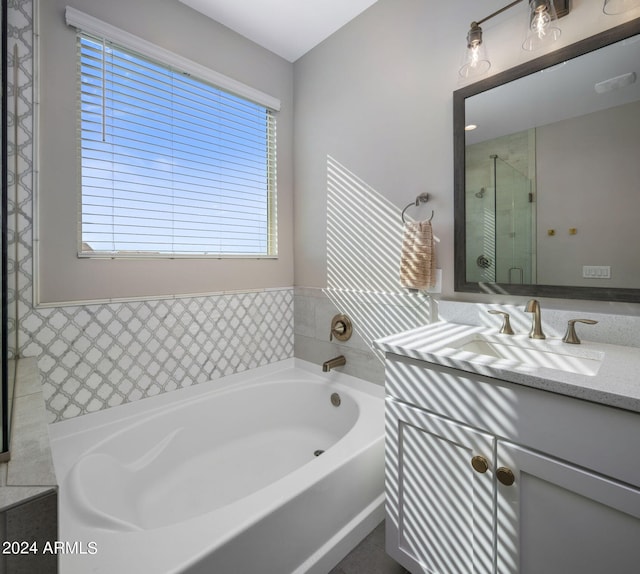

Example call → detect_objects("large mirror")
454 18 640 302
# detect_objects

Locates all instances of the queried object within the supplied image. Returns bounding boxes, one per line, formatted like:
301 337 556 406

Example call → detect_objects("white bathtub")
50 358 385 574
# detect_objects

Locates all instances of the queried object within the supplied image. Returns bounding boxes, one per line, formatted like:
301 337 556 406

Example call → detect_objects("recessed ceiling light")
465 124 478 131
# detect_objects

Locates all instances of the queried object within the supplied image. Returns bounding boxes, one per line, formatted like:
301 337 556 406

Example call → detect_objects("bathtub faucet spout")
322 355 346 372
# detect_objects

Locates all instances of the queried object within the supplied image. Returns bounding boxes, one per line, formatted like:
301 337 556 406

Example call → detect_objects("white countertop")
375 321 640 414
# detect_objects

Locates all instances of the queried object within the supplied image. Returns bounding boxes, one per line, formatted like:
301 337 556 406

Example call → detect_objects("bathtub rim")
49 358 383 448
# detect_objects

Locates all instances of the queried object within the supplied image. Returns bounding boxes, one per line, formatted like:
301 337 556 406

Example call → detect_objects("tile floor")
329 521 410 574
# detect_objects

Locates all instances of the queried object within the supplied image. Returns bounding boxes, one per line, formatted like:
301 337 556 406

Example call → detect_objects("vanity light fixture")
523 0 562 51
603 0 640 14
459 0 570 79
459 21 491 79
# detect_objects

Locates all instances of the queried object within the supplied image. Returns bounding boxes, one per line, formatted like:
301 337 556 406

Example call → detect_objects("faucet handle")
330 314 352 342
563 319 598 345
487 310 514 335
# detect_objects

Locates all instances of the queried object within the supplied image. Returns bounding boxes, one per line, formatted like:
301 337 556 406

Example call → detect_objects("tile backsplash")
22 290 293 422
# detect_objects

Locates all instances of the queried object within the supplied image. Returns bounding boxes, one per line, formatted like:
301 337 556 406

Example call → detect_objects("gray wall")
537 100 640 288
292 0 640 315
293 0 452 288
38 0 294 304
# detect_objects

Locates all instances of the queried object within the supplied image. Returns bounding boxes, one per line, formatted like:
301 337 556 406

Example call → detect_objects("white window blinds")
77 32 277 257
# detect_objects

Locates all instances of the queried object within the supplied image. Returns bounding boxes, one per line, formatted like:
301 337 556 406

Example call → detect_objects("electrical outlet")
582 265 611 279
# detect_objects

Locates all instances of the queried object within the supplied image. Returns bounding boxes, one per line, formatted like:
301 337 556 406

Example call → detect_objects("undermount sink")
445 334 604 376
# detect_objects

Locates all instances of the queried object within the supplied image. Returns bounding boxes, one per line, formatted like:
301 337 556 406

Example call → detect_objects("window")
77 33 277 258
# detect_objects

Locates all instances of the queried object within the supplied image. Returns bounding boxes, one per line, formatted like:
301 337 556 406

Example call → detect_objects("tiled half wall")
22 290 294 423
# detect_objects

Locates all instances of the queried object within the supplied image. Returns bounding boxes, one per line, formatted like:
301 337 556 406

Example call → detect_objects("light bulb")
469 43 481 67
523 0 561 51
459 22 491 79
531 7 552 39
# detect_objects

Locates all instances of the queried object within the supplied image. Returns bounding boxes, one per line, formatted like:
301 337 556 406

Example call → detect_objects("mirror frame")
454 17 640 302
1 0 7 457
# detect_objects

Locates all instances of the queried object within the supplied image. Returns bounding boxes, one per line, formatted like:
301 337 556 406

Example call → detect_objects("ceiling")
178 0 380 62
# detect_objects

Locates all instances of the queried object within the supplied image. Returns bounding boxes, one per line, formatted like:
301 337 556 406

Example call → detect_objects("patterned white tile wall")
23 291 293 422
7 0 34 361
7 0 294 423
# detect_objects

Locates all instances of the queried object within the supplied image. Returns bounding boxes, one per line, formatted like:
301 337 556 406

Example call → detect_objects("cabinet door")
386 399 495 574
497 441 640 574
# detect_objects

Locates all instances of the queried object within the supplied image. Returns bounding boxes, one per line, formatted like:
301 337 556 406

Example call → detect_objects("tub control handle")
330 314 353 342
332 321 346 337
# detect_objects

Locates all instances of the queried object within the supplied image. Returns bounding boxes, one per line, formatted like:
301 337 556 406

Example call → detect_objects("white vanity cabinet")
384 354 640 574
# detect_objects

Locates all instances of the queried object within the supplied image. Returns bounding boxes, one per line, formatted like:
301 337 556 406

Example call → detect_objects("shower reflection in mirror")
465 134 536 285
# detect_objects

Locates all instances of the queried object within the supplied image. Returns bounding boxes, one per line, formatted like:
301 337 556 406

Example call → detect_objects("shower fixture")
475 187 486 198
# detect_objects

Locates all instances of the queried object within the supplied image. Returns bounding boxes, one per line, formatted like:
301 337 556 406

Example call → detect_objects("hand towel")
399 220 436 290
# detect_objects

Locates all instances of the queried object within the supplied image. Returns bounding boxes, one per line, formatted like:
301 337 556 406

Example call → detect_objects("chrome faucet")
524 299 545 339
322 355 346 372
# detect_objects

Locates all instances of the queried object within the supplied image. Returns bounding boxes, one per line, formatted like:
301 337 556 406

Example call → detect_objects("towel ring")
401 192 434 223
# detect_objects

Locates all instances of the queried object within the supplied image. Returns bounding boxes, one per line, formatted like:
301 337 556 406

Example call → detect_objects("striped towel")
399 220 436 290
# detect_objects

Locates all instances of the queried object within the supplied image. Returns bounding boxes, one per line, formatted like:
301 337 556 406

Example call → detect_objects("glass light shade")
603 0 640 14
523 0 561 51
459 23 491 79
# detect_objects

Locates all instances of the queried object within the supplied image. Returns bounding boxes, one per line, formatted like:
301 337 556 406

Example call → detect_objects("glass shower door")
494 157 535 284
